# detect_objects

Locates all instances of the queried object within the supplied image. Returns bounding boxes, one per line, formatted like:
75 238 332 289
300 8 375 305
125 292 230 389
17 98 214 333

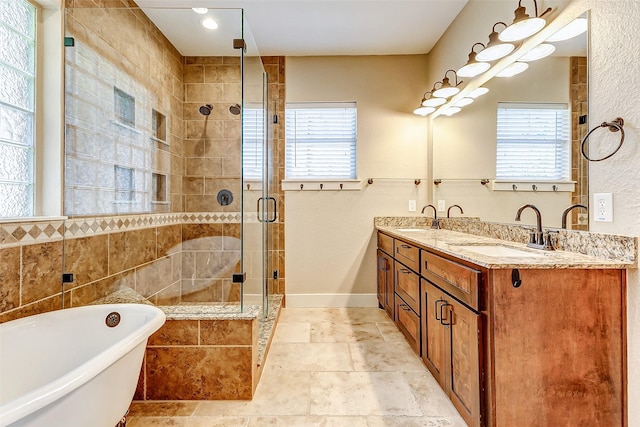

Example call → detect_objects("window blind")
285 102 357 180
242 105 265 181
496 102 570 181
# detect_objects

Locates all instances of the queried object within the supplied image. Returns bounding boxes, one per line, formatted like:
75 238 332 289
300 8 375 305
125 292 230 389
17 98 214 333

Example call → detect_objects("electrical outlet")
593 193 613 222
437 200 446 212
408 200 416 212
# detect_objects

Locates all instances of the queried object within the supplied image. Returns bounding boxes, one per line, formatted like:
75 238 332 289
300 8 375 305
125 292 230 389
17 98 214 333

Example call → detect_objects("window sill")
491 180 576 192
0 215 67 224
282 179 361 191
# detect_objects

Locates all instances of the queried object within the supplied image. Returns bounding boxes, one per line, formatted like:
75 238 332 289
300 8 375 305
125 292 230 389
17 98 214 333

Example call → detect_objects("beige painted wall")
432 57 572 227
285 55 430 306
583 0 640 424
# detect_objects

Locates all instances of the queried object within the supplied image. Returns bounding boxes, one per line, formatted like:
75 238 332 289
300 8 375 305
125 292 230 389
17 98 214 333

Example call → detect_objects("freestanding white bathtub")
0 303 165 427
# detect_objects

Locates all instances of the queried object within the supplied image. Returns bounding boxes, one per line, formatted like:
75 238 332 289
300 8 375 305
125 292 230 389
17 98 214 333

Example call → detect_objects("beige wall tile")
0 247 21 313
149 319 199 346
200 319 253 345
21 241 63 305
64 235 109 288
109 228 157 274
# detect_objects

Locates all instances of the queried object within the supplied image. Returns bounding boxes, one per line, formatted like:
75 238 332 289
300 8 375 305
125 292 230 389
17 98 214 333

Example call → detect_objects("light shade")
476 23 515 62
423 97 447 107
499 16 546 42
442 107 462 116
413 106 435 116
432 71 462 99
468 87 489 98
519 43 555 61
192 7 208 14
454 98 474 107
458 61 490 78
496 62 529 77
546 17 588 42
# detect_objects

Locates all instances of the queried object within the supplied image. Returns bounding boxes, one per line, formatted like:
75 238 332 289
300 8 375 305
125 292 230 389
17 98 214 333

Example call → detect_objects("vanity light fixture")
201 17 218 30
476 22 516 62
499 0 553 42
546 17 588 42
518 43 555 61
457 43 491 78
495 61 529 77
467 87 489 98
432 70 463 98
421 89 447 107
453 98 474 108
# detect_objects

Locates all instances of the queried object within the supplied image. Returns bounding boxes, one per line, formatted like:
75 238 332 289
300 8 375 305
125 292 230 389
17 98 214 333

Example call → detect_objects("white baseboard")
285 293 378 308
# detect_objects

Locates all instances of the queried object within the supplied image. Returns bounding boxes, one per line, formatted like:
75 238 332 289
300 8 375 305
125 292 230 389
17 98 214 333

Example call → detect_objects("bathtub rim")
0 303 165 426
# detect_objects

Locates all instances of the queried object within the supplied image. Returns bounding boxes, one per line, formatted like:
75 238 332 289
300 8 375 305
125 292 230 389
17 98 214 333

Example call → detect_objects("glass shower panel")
241 10 269 318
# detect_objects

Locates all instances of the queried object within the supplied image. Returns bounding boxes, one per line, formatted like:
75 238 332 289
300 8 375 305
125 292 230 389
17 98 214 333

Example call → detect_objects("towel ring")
581 117 625 162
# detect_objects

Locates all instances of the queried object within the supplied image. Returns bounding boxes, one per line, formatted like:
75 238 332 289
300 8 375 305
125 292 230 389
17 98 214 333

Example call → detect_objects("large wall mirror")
430 2 588 230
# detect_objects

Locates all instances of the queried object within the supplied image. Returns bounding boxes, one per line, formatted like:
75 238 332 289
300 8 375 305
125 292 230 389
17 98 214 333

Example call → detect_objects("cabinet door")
446 297 482 427
421 279 446 388
376 250 393 319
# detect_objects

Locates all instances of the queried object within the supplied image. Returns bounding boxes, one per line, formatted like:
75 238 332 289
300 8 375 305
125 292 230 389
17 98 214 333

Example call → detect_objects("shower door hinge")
273 114 278 124
233 38 246 52
233 272 246 283
62 273 74 283
64 37 75 47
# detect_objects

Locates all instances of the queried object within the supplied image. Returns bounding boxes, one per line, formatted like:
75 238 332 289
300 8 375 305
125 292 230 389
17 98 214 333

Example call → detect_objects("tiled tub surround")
0 213 249 323
375 216 637 266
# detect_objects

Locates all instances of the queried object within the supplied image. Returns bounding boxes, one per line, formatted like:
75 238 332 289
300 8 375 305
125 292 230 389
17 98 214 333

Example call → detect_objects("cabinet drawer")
395 239 420 272
421 251 481 310
395 294 421 355
395 262 420 313
378 232 394 255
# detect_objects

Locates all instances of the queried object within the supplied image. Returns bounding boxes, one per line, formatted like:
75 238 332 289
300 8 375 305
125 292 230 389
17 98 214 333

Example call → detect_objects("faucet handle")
542 230 558 251
522 227 537 244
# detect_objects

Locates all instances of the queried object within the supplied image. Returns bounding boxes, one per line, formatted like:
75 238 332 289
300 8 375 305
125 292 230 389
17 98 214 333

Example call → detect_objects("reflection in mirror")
432 14 588 230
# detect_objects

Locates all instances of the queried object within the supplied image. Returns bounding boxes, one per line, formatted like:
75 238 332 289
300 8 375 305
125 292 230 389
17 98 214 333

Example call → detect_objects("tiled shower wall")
0 3 286 322
64 4 184 215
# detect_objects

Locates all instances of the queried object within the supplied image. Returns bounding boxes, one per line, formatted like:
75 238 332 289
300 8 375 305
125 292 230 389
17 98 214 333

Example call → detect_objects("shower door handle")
266 197 277 223
257 197 277 223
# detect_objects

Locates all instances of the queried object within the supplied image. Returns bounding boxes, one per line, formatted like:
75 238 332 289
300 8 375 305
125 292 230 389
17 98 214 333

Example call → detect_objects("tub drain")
105 312 121 327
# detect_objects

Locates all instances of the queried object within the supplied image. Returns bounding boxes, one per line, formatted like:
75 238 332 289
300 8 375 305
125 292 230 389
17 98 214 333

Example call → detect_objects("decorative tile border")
0 213 245 249
375 216 637 265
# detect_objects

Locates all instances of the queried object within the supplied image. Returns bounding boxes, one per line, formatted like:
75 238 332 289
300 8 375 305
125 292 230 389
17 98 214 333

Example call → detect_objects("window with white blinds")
496 102 570 181
285 102 357 180
242 105 265 181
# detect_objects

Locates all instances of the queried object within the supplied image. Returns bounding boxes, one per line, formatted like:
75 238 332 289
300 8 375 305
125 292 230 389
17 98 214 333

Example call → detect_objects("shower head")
229 103 241 115
199 104 213 116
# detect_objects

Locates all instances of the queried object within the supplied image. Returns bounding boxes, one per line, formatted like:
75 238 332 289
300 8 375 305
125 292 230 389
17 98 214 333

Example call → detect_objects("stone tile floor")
127 307 468 426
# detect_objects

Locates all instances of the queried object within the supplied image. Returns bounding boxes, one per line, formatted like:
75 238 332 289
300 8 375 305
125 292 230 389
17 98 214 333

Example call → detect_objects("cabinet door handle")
440 302 452 326
399 268 411 274
399 244 411 249
434 298 445 320
399 303 411 312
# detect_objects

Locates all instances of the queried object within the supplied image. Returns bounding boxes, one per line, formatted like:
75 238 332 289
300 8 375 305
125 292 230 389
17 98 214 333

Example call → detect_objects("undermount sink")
452 244 548 258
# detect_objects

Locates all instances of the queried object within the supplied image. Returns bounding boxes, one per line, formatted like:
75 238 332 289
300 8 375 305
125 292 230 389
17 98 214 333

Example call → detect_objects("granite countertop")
377 226 634 269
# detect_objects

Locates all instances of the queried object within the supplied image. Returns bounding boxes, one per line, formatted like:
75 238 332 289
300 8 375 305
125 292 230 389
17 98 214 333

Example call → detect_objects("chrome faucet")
447 204 463 218
561 204 587 229
515 204 554 250
421 204 440 229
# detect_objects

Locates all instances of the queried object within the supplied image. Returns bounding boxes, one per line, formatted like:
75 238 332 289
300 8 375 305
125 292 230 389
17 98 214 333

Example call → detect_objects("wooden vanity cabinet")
421 257 482 427
376 250 394 319
377 230 627 426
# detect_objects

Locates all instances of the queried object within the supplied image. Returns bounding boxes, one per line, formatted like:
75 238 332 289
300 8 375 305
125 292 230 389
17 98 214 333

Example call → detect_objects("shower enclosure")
62 5 274 319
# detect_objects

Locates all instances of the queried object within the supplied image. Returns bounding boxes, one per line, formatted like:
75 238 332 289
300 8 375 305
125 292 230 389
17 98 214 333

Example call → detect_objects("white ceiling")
135 0 469 57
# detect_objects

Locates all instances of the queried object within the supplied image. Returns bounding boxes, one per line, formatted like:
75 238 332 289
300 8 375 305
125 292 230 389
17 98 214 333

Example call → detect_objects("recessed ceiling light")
192 8 208 14
201 17 218 30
